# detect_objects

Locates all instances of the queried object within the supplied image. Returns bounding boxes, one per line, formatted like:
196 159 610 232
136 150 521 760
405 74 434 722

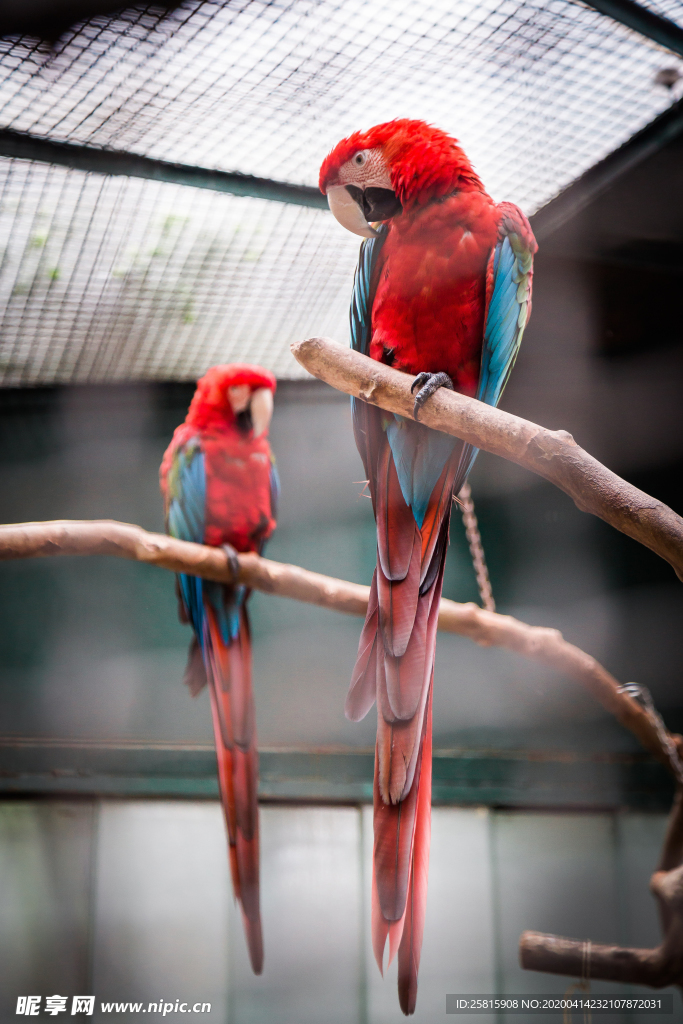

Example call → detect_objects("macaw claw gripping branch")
291 336 683 583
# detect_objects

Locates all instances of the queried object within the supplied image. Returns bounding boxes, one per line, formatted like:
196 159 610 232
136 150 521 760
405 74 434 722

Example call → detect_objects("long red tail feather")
352 414 455 1015
206 603 263 974
346 571 380 722
398 685 433 1015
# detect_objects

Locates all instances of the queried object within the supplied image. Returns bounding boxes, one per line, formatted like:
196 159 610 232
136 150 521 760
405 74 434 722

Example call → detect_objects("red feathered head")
319 119 483 236
187 363 276 434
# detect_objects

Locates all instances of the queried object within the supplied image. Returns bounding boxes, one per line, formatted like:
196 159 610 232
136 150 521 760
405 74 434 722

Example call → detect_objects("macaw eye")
353 151 368 167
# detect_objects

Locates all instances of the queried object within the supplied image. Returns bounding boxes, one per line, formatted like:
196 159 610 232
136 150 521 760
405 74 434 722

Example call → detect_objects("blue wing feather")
350 227 387 357
166 437 243 647
479 234 532 408
460 231 533 481
166 438 207 639
167 448 205 544
349 231 383 437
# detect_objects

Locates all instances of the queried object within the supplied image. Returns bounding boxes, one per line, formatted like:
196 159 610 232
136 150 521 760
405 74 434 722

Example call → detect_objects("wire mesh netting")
635 0 683 25
0 160 356 383
0 0 682 383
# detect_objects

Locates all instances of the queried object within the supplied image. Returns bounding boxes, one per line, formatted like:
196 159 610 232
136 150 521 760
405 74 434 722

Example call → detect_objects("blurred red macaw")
159 363 279 974
320 120 536 1014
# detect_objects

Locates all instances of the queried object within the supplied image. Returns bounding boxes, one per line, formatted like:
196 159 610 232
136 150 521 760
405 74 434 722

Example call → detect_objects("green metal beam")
584 0 683 58
0 128 328 209
0 740 673 809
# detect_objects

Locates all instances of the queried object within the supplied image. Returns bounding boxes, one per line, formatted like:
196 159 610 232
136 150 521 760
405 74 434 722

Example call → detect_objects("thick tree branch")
291 337 683 583
0 519 370 616
0 518 680 778
519 928 683 987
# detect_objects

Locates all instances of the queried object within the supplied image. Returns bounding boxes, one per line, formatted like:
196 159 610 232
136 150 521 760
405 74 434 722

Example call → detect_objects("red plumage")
370 191 498 394
322 121 536 1013
160 363 277 974
319 119 484 213
320 120 500 390
160 363 277 552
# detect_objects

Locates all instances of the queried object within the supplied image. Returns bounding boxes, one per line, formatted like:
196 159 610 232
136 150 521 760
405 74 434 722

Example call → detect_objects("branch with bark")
520 786 683 988
290 337 683 582
0 518 680 780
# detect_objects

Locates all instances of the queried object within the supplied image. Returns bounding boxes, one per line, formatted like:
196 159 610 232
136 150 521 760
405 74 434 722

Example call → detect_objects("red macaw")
159 363 279 975
319 120 536 1014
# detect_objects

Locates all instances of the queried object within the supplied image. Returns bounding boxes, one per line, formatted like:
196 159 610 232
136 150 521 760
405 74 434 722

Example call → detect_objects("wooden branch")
660 787 683 873
519 929 682 987
0 519 370 616
442 603 682 777
520 787 683 988
0 518 680 778
291 337 683 583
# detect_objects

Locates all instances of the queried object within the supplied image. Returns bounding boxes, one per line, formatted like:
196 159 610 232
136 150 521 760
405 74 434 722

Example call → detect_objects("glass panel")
0 801 93 1001
91 800 231 1019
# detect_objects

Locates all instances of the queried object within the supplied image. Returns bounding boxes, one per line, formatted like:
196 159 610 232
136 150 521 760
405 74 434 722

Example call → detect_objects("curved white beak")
250 387 274 437
326 185 377 239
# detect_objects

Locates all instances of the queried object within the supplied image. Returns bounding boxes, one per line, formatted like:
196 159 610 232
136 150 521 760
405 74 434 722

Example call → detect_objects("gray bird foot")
221 543 240 581
410 371 455 419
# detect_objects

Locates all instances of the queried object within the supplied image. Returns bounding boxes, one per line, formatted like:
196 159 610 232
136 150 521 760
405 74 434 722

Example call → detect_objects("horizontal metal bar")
0 742 673 808
0 129 328 209
584 0 683 58
530 97 683 241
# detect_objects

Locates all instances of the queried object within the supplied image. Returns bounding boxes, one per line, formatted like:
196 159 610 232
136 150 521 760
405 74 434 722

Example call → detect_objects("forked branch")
290 337 683 582
520 787 683 988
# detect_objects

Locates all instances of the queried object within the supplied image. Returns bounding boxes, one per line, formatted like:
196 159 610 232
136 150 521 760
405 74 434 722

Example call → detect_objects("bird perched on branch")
159 363 279 974
320 119 536 1014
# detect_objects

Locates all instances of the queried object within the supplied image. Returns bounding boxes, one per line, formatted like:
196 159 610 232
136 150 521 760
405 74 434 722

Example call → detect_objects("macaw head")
187 363 277 436
319 119 483 238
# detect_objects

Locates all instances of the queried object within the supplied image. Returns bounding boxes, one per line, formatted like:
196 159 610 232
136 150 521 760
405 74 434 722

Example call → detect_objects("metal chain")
582 940 592 1024
458 481 496 613
617 683 683 785
562 941 591 1024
